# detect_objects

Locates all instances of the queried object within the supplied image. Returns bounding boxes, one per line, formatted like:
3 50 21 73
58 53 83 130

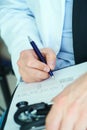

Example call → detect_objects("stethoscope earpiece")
16 101 28 108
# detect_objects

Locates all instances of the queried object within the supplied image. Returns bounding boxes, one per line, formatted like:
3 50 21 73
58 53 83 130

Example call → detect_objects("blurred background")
0 38 17 117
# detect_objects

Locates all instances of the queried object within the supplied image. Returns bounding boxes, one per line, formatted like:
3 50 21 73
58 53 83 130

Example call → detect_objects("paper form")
4 62 87 130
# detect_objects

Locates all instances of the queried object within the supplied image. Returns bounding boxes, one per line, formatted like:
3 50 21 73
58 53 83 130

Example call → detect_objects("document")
3 62 87 130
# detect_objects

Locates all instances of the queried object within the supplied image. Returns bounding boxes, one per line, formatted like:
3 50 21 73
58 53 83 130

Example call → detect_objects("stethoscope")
14 101 52 130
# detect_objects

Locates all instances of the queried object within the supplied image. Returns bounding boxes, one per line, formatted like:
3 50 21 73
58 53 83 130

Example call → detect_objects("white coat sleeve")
0 0 43 82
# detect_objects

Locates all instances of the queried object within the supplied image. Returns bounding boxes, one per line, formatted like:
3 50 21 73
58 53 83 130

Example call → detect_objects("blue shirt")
55 0 75 70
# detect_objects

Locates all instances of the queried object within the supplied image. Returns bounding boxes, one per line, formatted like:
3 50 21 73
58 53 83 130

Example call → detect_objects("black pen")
28 36 54 78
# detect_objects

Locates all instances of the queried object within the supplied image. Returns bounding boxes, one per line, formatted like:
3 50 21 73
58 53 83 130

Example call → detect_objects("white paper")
4 62 87 130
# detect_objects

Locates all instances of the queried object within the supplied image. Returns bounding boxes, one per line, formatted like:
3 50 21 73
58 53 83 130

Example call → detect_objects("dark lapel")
72 0 87 64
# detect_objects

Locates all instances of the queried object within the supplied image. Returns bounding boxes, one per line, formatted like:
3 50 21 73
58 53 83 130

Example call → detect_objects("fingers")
17 49 52 82
46 87 87 130
46 96 67 130
27 58 50 72
60 102 79 130
18 49 50 72
41 48 56 70
74 104 87 130
18 66 50 82
46 101 79 130
17 48 56 82
74 116 87 130
46 103 62 130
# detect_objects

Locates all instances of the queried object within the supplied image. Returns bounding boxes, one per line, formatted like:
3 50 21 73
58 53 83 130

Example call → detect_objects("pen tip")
51 75 55 79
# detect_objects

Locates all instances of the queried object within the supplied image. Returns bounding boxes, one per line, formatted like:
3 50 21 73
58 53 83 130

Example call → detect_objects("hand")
17 48 56 83
46 73 87 130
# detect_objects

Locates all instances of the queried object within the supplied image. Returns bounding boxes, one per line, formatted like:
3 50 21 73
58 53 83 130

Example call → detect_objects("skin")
17 48 87 130
46 73 87 130
17 48 56 82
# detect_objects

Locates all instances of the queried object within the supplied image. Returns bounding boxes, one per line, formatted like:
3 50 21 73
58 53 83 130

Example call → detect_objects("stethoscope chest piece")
14 102 52 130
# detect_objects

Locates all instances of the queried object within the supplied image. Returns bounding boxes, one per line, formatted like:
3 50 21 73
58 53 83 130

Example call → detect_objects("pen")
28 36 54 78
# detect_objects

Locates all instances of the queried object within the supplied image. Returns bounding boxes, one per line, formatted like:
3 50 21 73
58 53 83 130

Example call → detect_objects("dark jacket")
73 0 87 64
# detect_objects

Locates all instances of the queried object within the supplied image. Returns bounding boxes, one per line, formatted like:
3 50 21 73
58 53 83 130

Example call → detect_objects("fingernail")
48 62 55 70
44 67 50 72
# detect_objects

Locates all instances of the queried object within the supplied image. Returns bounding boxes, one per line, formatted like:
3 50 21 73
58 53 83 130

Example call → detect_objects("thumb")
41 48 56 70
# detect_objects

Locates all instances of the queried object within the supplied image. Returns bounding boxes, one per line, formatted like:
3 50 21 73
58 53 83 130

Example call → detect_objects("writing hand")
17 48 56 83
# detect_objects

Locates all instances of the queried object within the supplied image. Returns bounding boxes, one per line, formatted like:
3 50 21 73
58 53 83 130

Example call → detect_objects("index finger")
27 58 50 73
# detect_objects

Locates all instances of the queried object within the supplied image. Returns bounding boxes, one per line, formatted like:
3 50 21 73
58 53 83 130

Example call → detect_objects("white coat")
0 0 65 81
